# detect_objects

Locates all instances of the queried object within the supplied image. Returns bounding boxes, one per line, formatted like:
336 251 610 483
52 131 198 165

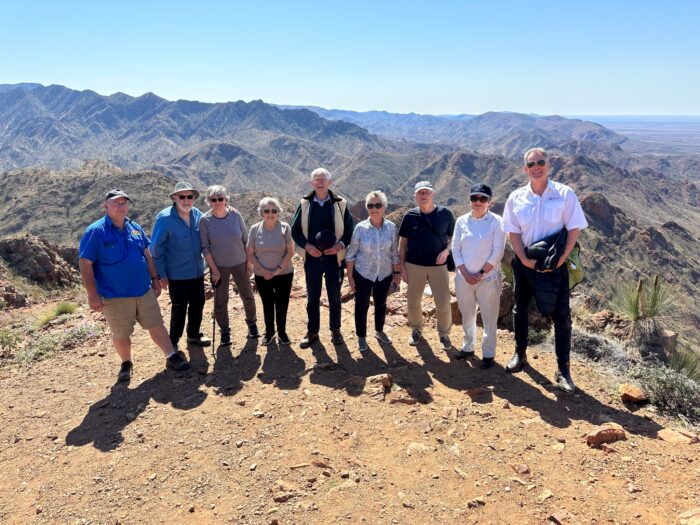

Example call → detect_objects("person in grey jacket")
200 185 259 346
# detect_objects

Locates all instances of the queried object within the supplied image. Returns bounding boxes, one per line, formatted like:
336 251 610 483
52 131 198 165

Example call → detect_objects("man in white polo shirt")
502 148 588 392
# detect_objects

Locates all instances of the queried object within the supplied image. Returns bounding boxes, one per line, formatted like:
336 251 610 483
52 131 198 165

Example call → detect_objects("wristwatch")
479 269 485 275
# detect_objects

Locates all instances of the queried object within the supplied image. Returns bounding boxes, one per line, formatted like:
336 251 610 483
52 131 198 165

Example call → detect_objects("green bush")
16 333 60 363
613 276 676 337
61 322 101 349
669 348 700 383
0 329 22 356
631 364 700 424
36 302 78 328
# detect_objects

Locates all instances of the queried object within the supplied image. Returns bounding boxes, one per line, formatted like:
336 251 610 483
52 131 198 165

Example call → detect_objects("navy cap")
469 183 492 198
105 189 131 201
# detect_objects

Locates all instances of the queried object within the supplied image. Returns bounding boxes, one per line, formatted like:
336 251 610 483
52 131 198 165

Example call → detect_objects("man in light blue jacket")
150 182 210 350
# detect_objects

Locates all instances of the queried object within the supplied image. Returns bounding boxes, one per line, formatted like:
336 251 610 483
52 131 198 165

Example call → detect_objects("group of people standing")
79 147 587 392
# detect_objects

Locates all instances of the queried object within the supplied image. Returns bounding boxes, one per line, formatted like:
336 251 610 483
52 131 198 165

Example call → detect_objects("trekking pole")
210 272 220 361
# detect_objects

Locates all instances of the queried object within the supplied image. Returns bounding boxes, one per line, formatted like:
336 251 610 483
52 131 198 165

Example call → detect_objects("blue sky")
1 0 698 115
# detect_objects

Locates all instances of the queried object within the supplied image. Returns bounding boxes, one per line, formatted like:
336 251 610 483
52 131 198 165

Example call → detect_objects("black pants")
254 272 294 337
168 277 205 346
353 270 392 338
304 255 344 334
512 258 571 364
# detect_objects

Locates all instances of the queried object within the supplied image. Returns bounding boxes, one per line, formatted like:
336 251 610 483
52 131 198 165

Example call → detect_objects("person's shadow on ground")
66 344 210 452
414 341 664 437
258 341 305 390
205 338 261 396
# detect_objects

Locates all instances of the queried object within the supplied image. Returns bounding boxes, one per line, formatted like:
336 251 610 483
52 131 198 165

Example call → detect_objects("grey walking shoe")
374 330 392 344
358 337 368 352
439 335 452 350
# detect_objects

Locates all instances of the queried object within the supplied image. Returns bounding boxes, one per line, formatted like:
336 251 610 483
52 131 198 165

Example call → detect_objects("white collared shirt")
503 179 588 247
451 211 505 278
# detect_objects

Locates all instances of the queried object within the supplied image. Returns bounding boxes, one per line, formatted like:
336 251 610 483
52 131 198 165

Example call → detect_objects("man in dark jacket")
291 168 354 348
503 148 588 392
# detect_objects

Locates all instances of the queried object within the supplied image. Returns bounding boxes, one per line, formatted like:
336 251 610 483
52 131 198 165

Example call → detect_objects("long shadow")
205 338 261 396
306 337 434 403
259 341 305 390
414 341 664 436
66 356 208 452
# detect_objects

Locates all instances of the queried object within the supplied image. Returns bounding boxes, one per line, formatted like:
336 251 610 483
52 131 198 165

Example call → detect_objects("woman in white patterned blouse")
346 191 401 352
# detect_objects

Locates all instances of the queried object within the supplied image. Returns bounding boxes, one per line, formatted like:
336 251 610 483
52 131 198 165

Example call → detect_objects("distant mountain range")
283 105 627 156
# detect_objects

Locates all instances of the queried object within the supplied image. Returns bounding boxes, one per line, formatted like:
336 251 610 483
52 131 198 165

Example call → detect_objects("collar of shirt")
313 194 332 206
526 179 556 198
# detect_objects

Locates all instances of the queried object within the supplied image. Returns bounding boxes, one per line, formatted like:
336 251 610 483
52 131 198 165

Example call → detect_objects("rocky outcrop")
0 234 79 287
0 262 29 308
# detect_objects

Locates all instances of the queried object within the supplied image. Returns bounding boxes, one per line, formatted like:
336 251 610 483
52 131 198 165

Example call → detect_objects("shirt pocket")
100 241 124 265
543 201 565 223
174 233 191 250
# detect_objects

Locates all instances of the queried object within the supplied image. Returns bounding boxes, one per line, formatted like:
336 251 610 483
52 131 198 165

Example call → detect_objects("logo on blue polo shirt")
131 230 142 238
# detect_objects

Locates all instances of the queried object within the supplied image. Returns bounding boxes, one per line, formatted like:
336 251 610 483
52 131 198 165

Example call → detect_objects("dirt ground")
1 268 699 525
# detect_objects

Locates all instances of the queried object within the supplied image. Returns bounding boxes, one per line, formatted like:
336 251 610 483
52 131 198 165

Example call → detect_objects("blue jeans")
304 255 344 334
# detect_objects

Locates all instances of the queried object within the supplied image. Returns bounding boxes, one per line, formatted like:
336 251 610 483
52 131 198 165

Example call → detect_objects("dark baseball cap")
315 230 337 251
105 189 131 201
469 183 492 198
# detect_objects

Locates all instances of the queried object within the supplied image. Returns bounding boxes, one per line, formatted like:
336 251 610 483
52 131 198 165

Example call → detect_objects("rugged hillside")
291 106 626 157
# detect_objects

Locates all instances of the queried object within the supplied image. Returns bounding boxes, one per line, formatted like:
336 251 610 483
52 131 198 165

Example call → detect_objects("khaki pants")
405 263 452 337
215 262 257 332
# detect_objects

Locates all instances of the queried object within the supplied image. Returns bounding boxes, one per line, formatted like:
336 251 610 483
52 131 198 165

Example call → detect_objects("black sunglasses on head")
470 195 489 203
178 194 195 200
209 197 225 202
526 159 547 168
367 203 383 209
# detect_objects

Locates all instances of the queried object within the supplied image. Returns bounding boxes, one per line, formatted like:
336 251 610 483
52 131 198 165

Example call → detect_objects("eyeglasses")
262 209 279 214
178 194 195 200
367 203 383 209
470 195 489 203
526 159 547 168
209 197 225 202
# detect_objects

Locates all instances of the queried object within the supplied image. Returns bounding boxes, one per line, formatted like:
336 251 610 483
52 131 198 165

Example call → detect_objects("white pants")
454 274 501 358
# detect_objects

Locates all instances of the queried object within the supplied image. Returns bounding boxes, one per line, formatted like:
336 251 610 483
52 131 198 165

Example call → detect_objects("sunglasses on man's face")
209 197 225 202
526 159 547 168
367 202 383 209
262 209 278 214
470 195 489 203
178 194 195 200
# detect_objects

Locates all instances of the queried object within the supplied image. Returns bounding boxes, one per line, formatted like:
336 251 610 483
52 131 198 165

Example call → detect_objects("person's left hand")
152 278 162 297
263 271 274 280
324 242 342 256
435 249 449 266
466 273 480 285
556 255 567 269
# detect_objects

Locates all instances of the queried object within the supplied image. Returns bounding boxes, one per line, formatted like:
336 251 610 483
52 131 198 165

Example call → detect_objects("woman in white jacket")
451 183 506 369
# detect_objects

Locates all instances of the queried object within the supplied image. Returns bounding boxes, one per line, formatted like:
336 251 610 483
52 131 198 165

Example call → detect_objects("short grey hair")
365 190 388 209
523 147 548 165
258 196 283 216
206 185 229 200
310 167 331 180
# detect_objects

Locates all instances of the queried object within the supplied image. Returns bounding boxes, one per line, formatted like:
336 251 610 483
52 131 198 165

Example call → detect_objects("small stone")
340 471 350 479
585 423 627 448
511 463 530 475
252 410 265 418
551 443 565 454
236 440 245 448
658 428 699 445
467 497 486 508
538 489 553 503
679 507 700 525
618 383 648 403
250 463 257 471
126 412 137 421
548 510 577 524
627 483 642 493
189 505 195 513
502 400 511 409
148 473 157 481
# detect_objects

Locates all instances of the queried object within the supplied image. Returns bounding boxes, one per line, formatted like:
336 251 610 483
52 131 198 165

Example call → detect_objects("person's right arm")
79 258 102 312
509 233 537 270
149 215 170 290
345 224 361 291
200 218 221 284
399 236 409 283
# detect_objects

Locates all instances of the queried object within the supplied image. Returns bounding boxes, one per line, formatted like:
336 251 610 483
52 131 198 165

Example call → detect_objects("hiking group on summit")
78 147 587 392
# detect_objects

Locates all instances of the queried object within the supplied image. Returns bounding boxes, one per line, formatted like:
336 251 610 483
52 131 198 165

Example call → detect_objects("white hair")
258 196 283 216
523 147 549 164
365 190 388 209
310 167 331 180
206 185 229 199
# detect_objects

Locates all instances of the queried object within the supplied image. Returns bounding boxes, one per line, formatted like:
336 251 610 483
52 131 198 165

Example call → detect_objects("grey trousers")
215 262 257 332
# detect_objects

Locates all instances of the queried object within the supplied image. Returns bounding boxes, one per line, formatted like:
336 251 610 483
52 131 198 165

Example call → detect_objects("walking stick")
210 273 220 361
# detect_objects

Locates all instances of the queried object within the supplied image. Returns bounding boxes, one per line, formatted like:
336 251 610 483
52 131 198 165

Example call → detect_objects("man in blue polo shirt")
79 189 190 382
150 182 210 352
